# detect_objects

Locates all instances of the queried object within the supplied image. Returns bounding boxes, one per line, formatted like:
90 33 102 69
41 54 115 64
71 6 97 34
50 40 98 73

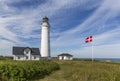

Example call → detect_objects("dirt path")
39 69 66 81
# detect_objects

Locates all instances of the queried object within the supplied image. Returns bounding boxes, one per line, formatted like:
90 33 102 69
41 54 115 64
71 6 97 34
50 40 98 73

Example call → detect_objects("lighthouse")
41 16 51 59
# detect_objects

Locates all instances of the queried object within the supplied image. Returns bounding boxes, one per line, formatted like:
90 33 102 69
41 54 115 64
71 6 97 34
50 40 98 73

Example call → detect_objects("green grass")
39 60 120 81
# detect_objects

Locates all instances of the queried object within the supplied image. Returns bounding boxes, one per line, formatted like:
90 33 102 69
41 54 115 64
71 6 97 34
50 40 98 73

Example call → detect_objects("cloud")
0 39 14 56
67 44 120 58
50 0 120 58
61 0 120 34
0 0 99 44
94 27 120 45
0 0 120 58
52 0 120 45
0 23 19 43
0 0 88 55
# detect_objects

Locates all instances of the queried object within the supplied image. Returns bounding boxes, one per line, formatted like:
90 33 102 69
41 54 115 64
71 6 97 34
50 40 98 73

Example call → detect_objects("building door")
62 56 64 60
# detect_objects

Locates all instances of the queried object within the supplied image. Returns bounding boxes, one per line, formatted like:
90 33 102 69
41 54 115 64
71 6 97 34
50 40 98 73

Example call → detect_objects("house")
13 47 40 60
58 53 73 60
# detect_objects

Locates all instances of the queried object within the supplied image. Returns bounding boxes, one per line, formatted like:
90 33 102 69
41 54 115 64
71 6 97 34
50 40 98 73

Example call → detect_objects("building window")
26 56 28 59
24 48 31 55
34 56 36 59
18 56 20 59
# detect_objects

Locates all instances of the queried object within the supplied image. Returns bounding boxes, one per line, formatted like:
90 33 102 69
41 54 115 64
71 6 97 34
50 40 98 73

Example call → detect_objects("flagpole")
91 41 94 62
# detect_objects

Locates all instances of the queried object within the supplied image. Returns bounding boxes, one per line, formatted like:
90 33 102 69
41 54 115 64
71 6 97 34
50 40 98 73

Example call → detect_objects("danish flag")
85 36 93 43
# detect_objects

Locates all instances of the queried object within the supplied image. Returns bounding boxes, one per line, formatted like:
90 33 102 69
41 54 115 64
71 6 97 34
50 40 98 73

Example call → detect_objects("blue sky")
0 0 120 58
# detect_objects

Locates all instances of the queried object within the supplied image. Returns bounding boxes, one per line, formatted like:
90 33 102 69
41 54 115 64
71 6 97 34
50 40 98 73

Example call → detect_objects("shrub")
0 61 60 81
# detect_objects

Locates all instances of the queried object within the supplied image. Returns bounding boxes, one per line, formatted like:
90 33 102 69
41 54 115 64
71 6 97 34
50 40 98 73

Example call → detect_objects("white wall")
13 55 40 60
14 55 26 60
31 55 40 60
58 56 63 60
58 56 73 60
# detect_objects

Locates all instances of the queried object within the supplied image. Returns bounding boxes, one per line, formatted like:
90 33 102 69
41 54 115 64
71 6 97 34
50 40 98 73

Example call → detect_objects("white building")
58 53 73 60
13 47 40 60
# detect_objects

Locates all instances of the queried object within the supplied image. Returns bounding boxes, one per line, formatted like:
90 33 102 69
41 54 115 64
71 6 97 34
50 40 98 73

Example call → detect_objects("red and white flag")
85 36 93 43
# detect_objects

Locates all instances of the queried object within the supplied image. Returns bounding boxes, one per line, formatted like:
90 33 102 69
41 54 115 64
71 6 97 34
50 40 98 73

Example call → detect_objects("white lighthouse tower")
41 16 51 60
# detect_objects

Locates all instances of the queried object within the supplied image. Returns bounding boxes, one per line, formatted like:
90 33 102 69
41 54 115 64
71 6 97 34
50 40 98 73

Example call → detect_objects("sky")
0 0 120 58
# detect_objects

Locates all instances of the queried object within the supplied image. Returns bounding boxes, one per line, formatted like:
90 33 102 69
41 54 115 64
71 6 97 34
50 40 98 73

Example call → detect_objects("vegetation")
39 60 120 81
0 60 60 81
0 56 13 60
1 57 120 81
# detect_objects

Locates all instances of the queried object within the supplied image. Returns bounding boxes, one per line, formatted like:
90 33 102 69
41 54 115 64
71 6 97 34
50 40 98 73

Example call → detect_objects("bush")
0 61 60 81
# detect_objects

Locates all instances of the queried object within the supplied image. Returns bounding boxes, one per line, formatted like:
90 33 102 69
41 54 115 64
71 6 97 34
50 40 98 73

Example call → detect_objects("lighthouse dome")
43 16 49 22
41 16 50 27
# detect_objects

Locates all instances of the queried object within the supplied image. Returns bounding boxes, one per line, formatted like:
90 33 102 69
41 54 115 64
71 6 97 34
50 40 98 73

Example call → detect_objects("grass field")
39 60 120 81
